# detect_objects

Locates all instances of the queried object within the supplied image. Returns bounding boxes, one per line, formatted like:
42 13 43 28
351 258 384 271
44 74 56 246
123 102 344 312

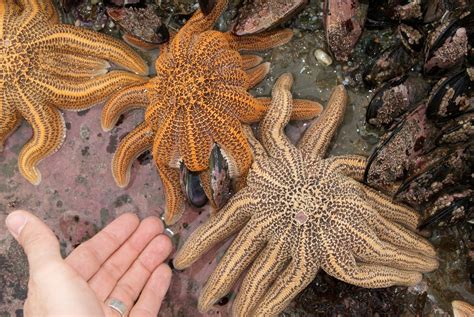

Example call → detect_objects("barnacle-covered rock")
395 144 472 207
364 44 417 87
366 74 430 128
107 5 169 50
427 68 473 122
232 0 307 35
364 103 439 193
418 188 473 229
424 12 472 76
398 23 425 54
324 0 368 62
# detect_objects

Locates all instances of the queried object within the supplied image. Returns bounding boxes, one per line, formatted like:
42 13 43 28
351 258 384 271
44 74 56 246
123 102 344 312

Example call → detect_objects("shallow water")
0 0 472 316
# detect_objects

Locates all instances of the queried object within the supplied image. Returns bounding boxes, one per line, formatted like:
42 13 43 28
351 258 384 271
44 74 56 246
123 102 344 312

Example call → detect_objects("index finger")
65 213 140 280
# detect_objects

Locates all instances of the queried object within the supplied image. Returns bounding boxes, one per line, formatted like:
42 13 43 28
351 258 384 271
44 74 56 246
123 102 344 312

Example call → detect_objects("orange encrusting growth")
0 0 147 184
102 0 323 224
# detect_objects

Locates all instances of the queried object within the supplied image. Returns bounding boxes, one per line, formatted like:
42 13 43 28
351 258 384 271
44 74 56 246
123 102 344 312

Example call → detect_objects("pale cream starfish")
174 73 438 316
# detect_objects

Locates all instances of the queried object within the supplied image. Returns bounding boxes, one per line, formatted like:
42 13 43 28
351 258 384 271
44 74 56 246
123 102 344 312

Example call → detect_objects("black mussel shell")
366 0 423 27
426 68 473 122
179 162 208 208
199 0 216 15
364 103 439 193
418 187 473 230
366 74 430 128
436 111 474 145
398 23 425 54
364 44 417 88
209 144 232 209
395 145 472 207
424 12 473 76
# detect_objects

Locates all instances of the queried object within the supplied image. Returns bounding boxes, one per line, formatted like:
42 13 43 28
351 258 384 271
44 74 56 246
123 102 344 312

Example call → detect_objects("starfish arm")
199 100 252 178
323 248 423 287
198 218 267 313
179 108 213 171
452 301 474 317
111 122 153 187
156 162 186 225
0 97 22 151
241 54 263 70
246 62 270 89
29 70 147 111
257 97 323 121
101 84 149 131
259 74 301 168
184 0 228 33
326 155 367 181
367 207 436 256
18 0 59 24
254 260 318 316
360 183 420 230
33 24 148 75
338 219 437 272
173 189 257 269
224 29 293 52
297 85 347 159
15 90 65 185
242 125 266 160
232 239 290 316
38 52 110 80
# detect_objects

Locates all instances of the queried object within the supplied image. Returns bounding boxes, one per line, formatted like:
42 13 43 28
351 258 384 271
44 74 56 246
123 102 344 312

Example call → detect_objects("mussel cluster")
358 2 473 230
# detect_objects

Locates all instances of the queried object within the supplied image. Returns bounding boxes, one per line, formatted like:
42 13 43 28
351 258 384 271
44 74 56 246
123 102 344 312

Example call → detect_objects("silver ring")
107 298 128 317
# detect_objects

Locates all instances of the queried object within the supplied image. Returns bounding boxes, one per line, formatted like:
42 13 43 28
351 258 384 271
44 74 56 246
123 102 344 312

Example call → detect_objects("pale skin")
5 210 172 317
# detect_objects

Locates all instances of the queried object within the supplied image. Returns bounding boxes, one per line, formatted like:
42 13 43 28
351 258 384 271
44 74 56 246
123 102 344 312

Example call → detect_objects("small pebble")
314 48 332 66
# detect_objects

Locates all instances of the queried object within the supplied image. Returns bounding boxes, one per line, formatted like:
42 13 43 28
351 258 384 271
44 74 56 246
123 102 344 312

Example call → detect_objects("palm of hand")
25 214 172 317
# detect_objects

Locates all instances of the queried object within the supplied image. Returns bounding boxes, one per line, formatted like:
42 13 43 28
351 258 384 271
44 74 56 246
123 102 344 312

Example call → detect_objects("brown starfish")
101 0 322 224
0 0 147 184
174 73 438 316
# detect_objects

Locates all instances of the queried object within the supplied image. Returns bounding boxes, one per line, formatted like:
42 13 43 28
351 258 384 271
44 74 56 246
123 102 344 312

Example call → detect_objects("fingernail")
6 212 27 239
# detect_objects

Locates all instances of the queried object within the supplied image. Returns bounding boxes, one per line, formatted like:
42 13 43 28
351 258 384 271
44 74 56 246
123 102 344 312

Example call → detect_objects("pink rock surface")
0 104 232 316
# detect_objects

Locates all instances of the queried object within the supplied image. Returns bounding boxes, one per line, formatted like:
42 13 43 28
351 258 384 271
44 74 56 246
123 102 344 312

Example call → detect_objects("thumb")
5 210 61 271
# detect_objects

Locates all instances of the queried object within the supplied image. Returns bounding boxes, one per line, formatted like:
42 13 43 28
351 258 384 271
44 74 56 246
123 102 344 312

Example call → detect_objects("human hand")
5 210 172 317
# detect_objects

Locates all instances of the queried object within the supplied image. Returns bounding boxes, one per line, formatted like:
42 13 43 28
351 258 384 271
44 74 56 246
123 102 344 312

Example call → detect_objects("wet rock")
0 240 28 314
232 0 307 35
107 5 169 50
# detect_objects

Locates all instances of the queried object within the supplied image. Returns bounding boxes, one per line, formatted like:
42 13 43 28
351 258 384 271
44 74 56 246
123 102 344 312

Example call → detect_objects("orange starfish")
0 0 147 185
102 0 322 224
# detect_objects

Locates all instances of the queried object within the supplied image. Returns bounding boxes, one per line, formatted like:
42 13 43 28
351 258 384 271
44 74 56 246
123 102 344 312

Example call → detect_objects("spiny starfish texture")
0 0 147 184
101 0 322 225
174 73 439 316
